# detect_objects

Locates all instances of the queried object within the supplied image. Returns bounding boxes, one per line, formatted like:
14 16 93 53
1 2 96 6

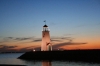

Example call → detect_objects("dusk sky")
0 0 100 52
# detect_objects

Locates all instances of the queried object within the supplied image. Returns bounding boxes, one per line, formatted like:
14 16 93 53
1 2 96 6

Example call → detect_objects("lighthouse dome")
43 25 48 27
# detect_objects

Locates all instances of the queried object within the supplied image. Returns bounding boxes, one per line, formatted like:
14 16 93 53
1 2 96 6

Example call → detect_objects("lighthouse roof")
43 24 48 27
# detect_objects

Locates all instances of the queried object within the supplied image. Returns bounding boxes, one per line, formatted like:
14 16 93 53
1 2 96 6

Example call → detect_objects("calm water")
0 53 100 66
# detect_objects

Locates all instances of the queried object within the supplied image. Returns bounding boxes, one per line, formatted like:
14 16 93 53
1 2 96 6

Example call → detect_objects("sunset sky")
0 0 100 52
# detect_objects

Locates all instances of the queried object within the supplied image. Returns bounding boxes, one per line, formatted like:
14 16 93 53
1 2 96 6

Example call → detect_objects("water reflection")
42 61 51 66
0 53 100 66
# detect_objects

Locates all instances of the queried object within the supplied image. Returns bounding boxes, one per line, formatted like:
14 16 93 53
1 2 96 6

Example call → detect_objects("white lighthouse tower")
41 21 52 51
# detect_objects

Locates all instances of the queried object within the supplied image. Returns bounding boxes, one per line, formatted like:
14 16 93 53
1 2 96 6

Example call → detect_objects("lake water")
0 53 100 66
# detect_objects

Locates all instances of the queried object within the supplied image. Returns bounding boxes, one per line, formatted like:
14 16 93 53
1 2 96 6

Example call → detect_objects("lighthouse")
41 21 52 51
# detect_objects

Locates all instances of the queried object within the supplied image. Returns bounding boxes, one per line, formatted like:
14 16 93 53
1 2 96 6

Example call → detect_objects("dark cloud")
49 36 86 49
51 39 61 42
3 37 13 42
15 37 32 41
2 37 34 42
60 37 72 39
51 36 74 43
15 37 35 41
3 37 14 40
0 45 36 52
7 37 13 39
0 45 17 49
52 42 87 49
51 36 72 39
0 45 18 52
33 39 41 42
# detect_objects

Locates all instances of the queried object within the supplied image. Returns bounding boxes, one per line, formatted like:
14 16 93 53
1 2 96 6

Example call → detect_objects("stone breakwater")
18 50 100 63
